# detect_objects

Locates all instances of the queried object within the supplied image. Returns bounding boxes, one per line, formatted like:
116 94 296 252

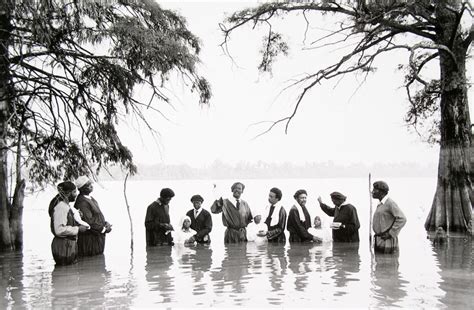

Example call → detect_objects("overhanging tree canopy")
221 0 473 233
0 0 211 250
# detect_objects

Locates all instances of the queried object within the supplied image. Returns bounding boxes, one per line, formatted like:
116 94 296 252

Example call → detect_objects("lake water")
1 178 473 308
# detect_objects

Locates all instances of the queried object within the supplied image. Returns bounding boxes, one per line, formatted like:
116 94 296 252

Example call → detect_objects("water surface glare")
1 178 473 308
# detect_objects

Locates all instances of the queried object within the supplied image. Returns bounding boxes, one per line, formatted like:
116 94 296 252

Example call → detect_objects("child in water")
175 216 197 245
247 214 268 243
308 216 330 242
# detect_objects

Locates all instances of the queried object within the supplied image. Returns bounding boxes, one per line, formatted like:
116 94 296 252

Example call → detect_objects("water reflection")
287 244 311 291
51 254 110 308
211 243 250 303
330 243 360 294
265 243 288 305
371 251 408 307
145 246 174 303
0 251 24 308
432 238 474 309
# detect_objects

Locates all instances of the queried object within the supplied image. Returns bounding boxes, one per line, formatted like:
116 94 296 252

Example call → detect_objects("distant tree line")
97 160 437 180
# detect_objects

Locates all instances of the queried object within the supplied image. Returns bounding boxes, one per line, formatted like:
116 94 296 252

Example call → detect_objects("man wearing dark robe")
145 188 175 246
74 176 112 256
287 189 322 243
264 187 287 243
318 191 360 242
211 182 253 243
186 194 213 244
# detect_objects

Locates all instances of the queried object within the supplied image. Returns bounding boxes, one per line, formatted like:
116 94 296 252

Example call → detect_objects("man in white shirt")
48 181 88 265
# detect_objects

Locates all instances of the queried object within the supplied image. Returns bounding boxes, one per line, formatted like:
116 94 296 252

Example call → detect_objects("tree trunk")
10 179 25 249
425 4 473 234
0 2 13 250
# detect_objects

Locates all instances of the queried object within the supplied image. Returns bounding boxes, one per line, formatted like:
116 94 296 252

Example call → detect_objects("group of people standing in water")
48 177 407 266
144 180 407 254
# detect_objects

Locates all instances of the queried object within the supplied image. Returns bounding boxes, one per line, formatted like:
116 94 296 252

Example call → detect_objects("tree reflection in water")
431 237 473 309
0 251 24 308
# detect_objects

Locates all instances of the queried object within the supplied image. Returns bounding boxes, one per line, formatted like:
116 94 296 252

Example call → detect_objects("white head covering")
180 215 192 231
75 175 91 189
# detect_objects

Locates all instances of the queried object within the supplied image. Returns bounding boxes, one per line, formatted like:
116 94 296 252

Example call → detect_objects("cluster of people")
48 176 112 266
48 177 407 266
144 181 407 254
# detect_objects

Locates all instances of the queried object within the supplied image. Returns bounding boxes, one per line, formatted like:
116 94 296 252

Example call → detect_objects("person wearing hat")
74 176 112 257
145 188 175 246
49 181 88 265
185 194 213 244
317 191 360 242
210 182 253 243
371 181 407 254
287 189 322 243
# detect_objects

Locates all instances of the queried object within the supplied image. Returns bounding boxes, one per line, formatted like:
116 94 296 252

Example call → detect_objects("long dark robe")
320 203 360 242
265 206 287 243
74 194 108 256
287 205 313 243
49 197 79 265
211 198 253 243
186 208 213 244
145 200 173 246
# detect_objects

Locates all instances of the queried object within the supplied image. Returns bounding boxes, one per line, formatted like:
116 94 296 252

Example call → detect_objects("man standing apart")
145 188 175 246
264 187 287 243
372 181 407 254
49 181 88 265
186 194 213 244
211 182 253 243
318 191 360 242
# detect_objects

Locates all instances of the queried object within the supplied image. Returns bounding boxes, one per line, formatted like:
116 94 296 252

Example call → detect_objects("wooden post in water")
369 173 373 247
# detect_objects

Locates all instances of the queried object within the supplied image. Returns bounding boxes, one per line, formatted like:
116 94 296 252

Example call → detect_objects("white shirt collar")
83 194 91 199
380 195 389 204
194 208 202 217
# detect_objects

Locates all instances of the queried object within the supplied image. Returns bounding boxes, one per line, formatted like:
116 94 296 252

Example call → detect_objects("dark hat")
294 189 307 199
160 188 175 199
190 194 204 203
57 181 76 193
330 191 347 201
373 181 389 193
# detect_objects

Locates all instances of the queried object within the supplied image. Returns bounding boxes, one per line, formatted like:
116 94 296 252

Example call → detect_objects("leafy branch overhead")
220 0 473 138
3 0 211 185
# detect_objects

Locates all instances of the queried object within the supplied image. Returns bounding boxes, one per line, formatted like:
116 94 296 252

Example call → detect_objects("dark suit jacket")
186 208 212 243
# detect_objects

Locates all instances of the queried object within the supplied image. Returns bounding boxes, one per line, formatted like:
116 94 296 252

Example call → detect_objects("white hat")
75 175 91 189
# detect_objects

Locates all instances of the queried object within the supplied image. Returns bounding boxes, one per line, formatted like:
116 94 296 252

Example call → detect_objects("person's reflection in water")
189 245 213 296
287 243 312 291
330 242 360 295
265 243 288 305
145 246 174 304
431 237 473 309
211 243 250 300
0 251 24 309
51 263 81 308
51 254 110 308
371 251 408 307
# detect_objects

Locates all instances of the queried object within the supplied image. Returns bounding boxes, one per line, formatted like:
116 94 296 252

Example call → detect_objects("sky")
117 1 473 168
